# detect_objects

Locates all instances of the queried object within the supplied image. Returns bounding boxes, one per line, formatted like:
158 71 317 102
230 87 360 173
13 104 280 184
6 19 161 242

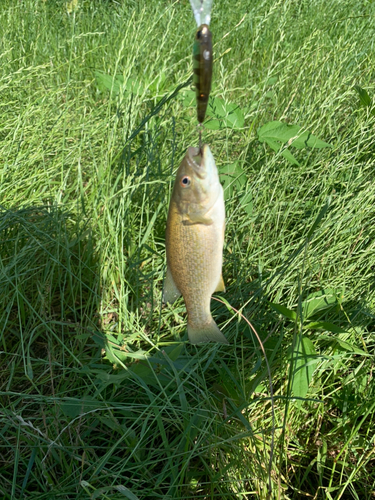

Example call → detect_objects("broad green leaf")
263 137 284 153
95 72 143 96
161 343 184 361
105 341 148 363
255 383 266 393
181 89 195 107
291 130 331 149
207 97 227 117
224 103 244 129
306 321 347 334
97 416 122 433
93 370 130 390
265 90 276 101
217 360 247 404
258 121 330 148
129 362 160 387
106 332 122 346
354 85 375 116
204 119 222 130
61 397 99 418
267 123 323 148
182 94 244 129
257 133 300 165
88 330 106 349
267 76 278 85
290 335 318 405
318 335 369 356
129 347 187 388
270 302 296 321
257 121 331 164
212 382 230 398
148 72 166 94
301 289 337 319
281 148 300 166
258 121 291 142
334 338 368 356
95 71 122 94
354 85 372 107
205 97 244 129
172 355 192 372
240 190 253 216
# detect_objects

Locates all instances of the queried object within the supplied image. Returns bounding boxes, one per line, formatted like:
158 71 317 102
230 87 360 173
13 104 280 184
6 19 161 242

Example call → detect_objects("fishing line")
212 297 275 495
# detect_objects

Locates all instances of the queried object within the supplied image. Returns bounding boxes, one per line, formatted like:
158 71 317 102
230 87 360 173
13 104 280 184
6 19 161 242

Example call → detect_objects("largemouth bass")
163 144 228 344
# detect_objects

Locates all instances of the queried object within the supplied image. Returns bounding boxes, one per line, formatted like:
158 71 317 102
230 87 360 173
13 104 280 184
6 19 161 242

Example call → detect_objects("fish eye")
180 176 191 187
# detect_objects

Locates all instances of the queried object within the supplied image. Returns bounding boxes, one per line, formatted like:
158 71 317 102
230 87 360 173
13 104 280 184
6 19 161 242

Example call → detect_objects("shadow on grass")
0 204 103 499
0 200 273 498
0 204 100 359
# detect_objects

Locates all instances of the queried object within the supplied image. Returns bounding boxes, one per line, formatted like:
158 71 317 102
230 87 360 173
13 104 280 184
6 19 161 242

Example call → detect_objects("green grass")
1 0 375 498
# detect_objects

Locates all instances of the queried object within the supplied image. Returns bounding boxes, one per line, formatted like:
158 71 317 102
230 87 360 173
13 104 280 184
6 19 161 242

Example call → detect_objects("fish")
163 144 228 344
190 0 213 124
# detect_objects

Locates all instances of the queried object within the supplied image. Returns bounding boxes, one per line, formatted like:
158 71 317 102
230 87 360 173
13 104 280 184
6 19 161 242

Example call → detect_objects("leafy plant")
354 85 375 116
288 334 318 405
270 291 337 403
205 96 245 130
257 121 331 165
95 71 144 96
182 91 244 130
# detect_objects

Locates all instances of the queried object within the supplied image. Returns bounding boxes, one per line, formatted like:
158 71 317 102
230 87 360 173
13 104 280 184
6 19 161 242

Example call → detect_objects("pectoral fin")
214 274 225 293
163 265 181 304
182 214 214 226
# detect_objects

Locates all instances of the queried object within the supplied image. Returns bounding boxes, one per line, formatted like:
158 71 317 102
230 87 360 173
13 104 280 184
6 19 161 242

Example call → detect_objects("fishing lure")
189 0 213 132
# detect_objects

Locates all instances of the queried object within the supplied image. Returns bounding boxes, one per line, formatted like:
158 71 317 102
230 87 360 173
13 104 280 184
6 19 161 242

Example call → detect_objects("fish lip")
186 144 210 178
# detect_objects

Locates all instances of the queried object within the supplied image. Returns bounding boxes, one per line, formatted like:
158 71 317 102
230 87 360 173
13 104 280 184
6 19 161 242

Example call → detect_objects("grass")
1 0 375 498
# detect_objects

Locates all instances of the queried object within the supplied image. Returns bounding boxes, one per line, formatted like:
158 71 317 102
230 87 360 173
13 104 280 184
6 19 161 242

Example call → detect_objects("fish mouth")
187 144 210 177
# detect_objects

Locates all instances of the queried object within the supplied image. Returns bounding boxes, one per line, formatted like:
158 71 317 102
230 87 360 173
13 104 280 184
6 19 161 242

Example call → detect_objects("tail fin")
188 319 229 344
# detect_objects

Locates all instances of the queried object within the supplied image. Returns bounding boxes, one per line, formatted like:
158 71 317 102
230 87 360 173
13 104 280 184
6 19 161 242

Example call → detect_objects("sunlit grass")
0 0 375 498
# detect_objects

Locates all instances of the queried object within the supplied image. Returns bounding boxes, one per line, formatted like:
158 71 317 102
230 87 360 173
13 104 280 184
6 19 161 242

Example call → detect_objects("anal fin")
214 274 225 293
163 265 181 304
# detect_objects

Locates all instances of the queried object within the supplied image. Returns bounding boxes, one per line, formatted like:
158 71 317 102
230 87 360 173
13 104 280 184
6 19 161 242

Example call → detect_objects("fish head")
172 144 222 220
